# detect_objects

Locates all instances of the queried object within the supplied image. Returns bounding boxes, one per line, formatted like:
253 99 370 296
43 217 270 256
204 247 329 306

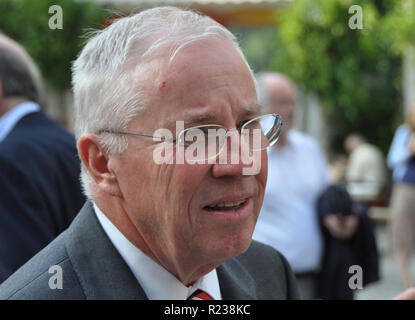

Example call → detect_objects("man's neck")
94 194 223 287
0 98 29 118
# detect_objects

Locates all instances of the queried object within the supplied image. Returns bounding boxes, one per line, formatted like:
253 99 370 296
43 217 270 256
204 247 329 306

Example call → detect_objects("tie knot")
187 289 214 300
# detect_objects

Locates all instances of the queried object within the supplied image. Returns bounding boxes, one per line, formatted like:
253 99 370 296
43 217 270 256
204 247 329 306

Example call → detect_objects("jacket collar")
217 257 257 300
64 202 147 299
64 201 256 300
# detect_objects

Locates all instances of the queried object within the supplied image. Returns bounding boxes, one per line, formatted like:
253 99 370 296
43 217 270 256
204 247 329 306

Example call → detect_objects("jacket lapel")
64 202 259 300
64 202 148 300
217 256 257 300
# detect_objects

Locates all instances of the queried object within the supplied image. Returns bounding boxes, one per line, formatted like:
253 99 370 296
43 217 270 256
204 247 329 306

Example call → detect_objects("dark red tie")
187 289 214 300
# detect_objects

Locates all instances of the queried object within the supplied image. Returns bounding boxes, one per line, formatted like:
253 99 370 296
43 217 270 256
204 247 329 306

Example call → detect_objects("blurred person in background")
344 133 387 205
253 72 331 299
328 154 348 183
317 184 379 299
387 103 415 289
0 33 85 283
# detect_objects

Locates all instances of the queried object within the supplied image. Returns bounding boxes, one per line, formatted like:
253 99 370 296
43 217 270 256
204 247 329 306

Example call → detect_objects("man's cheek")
152 164 174 196
255 153 268 211
262 151 268 183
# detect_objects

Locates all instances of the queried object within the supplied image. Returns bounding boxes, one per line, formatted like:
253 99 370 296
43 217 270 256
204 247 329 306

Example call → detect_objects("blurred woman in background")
387 103 415 289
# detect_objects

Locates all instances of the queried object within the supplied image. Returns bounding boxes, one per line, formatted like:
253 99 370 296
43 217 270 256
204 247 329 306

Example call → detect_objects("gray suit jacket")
0 202 299 300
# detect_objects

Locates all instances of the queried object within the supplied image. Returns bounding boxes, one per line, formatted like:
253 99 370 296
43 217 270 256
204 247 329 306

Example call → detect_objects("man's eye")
187 127 207 136
240 118 259 129
238 120 250 129
199 127 211 135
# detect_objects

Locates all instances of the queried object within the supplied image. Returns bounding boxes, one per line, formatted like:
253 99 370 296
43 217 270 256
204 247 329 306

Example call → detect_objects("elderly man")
0 34 85 283
253 72 331 299
0 7 298 300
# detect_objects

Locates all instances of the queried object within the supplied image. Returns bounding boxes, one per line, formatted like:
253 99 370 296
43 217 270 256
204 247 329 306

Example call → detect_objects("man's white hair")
72 6 256 199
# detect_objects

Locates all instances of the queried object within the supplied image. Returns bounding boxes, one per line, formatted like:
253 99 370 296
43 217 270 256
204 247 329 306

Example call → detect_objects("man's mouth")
204 199 247 211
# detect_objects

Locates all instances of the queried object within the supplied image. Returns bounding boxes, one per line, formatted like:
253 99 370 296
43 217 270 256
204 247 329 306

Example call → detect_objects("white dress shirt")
253 130 331 273
93 202 222 300
0 102 40 143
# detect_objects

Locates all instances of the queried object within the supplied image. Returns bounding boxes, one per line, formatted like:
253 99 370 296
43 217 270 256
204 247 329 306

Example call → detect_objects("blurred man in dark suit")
0 33 85 283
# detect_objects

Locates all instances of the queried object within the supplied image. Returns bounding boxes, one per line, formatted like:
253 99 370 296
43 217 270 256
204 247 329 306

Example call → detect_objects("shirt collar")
0 102 40 142
93 202 222 300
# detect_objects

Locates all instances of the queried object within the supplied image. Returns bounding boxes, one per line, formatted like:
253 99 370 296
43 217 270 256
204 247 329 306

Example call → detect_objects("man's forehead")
133 39 259 128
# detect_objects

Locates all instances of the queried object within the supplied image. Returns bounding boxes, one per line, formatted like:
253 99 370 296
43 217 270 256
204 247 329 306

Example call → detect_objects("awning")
85 0 289 26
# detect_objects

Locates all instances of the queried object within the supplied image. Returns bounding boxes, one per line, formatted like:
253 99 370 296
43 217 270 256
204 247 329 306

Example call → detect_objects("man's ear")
77 134 122 197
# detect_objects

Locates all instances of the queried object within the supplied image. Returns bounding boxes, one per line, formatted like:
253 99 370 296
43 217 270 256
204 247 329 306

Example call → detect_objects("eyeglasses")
98 113 282 161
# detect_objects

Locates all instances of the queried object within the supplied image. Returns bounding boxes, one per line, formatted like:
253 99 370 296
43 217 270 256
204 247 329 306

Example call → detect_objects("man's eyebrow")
184 114 216 126
244 103 262 115
175 103 263 127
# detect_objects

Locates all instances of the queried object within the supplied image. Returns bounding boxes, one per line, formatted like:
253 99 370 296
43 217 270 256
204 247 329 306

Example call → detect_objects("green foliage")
272 0 415 154
232 26 278 73
0 0 108 90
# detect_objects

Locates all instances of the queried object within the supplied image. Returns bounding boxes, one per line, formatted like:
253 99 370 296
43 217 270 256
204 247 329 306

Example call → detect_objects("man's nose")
210 129 250 178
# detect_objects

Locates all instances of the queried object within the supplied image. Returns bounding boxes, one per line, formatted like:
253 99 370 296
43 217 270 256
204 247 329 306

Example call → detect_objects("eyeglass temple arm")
97 129 176 142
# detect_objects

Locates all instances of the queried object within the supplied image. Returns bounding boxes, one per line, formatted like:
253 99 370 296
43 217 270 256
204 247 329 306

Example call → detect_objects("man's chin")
202 233 253 262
